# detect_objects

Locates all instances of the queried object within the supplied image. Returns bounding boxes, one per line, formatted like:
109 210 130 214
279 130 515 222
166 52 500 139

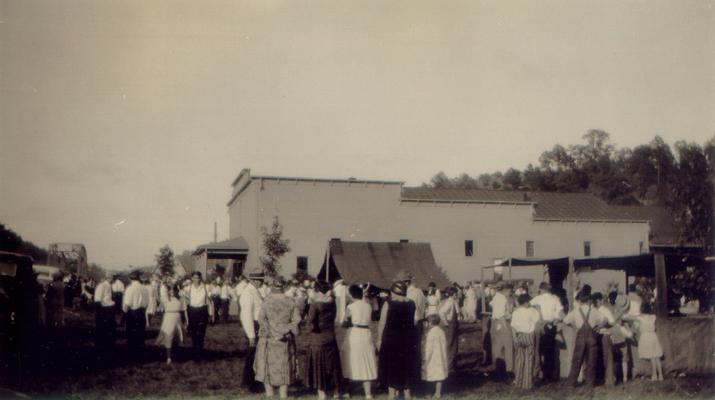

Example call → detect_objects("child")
155 284 187 364
635 303 664 381
422 314 448 398
510 293 540 389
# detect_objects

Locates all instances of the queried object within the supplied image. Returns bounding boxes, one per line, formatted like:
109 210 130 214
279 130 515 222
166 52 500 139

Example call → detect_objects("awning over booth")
317 240 450 290
193 236 249 259
496 254 708 276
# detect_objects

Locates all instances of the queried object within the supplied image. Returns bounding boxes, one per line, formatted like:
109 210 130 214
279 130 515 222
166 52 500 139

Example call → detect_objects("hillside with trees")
0 223 49 262
423 131 714 253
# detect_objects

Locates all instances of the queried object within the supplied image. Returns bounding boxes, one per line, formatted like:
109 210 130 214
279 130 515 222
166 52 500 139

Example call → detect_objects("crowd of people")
28 266 686 399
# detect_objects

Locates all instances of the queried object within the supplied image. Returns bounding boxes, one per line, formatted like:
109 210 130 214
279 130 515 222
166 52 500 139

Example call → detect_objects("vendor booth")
487 253 714 377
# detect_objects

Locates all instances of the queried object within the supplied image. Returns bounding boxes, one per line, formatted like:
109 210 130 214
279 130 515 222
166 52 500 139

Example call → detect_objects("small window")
465 240 474 257
526 241 534 257
296 256 308 273
584 241 591 257
400 239 409 243
639 241 644 254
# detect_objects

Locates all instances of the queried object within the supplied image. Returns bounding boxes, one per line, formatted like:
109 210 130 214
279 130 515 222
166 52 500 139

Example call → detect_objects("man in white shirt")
333 279 348 325
122 271 147 357
94 276 115 356
530 282 564 382
405 276 426 325
563 291 607 387
111 275 125 319
490 282 514 377
240 271 265 391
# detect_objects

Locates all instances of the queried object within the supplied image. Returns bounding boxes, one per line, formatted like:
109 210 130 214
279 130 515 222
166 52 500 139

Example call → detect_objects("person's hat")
333 278 344 287
539 282 552 291
270 276 286 289
51 270 64 280
394 269 414 282
314 280 331 294
129 270 142 280
614 293 629 310
390 281 407 296
247 267 265 280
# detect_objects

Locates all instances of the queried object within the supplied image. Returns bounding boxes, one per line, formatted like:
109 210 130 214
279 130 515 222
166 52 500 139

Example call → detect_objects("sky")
1 0 713 270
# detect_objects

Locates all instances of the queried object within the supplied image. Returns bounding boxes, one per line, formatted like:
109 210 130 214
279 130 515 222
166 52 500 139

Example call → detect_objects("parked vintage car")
0 251 43 375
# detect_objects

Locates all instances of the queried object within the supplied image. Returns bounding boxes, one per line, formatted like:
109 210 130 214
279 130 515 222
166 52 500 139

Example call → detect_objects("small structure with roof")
192 236 249 279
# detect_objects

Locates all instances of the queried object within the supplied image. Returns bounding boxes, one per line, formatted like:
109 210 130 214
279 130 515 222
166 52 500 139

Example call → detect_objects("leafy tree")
502 168 522 190
671 141 713 252
155 245 175 276
0 223 49 262
260 217 291 277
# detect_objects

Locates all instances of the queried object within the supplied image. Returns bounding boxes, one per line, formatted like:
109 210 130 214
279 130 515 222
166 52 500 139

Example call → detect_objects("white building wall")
228 177 651 283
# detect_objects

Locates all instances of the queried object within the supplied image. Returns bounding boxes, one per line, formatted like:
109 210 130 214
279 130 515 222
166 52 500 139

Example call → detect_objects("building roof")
401 187 649 222
402 187 688 246
317 240 450 290
609 205 685 247
193 237 249 256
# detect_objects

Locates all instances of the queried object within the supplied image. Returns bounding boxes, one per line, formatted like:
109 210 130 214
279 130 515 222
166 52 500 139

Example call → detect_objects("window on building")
296 256 308 273
400 239 409 243
639 241 644 254
465 240 474 257
584 241 591 257
526 241 534 257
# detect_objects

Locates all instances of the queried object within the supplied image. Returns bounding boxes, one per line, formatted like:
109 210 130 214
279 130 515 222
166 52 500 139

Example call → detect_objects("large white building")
226 169 653 283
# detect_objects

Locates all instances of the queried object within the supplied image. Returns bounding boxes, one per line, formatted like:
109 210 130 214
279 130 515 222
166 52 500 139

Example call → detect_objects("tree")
502 168 522 190
671 141 713 252
155 245 175 276
260 217 291 277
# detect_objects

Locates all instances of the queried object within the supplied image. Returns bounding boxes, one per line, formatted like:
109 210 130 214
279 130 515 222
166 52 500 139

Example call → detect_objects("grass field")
2 309 713 399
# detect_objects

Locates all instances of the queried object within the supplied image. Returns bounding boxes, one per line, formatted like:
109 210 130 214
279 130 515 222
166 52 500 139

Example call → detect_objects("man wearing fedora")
240 269 265 391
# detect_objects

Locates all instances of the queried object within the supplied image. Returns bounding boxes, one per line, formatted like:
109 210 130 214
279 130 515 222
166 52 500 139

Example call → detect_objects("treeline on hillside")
423 130 715 252
0 223 49 263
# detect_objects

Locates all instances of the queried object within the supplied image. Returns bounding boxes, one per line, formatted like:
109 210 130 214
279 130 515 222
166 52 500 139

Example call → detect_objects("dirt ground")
1 309 713 399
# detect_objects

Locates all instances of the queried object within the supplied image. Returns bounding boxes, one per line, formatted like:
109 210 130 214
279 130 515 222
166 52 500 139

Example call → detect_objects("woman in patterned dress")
254 277 301 399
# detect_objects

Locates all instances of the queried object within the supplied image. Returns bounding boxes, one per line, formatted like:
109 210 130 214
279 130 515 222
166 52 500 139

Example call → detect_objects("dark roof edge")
400 198 534 206
251 175 404 186
533 218 650 223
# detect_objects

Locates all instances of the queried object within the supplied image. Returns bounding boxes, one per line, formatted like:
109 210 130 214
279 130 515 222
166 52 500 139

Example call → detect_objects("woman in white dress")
462 283 477 323
155 284 187 364
422 314 448 398
343 284 377 399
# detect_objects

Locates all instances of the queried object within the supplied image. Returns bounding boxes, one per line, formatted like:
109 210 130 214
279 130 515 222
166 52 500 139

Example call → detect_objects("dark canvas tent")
317 240 450 290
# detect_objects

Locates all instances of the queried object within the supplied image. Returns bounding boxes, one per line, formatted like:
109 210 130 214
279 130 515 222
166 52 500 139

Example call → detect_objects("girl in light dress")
629 303 664 381
155 284 187 364
343 284 377 399
422 314 448 398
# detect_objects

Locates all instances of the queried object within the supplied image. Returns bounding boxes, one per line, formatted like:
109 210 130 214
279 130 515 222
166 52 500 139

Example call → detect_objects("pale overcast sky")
1 0 713 270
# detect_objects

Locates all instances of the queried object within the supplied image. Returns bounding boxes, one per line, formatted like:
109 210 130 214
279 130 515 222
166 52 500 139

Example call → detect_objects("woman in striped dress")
510 293 541 389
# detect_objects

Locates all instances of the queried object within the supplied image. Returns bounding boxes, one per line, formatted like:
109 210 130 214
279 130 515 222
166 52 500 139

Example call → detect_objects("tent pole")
567 256 574 311
481 267 485 316
508 258 512 282
326 240 331 283
654 253 667 318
